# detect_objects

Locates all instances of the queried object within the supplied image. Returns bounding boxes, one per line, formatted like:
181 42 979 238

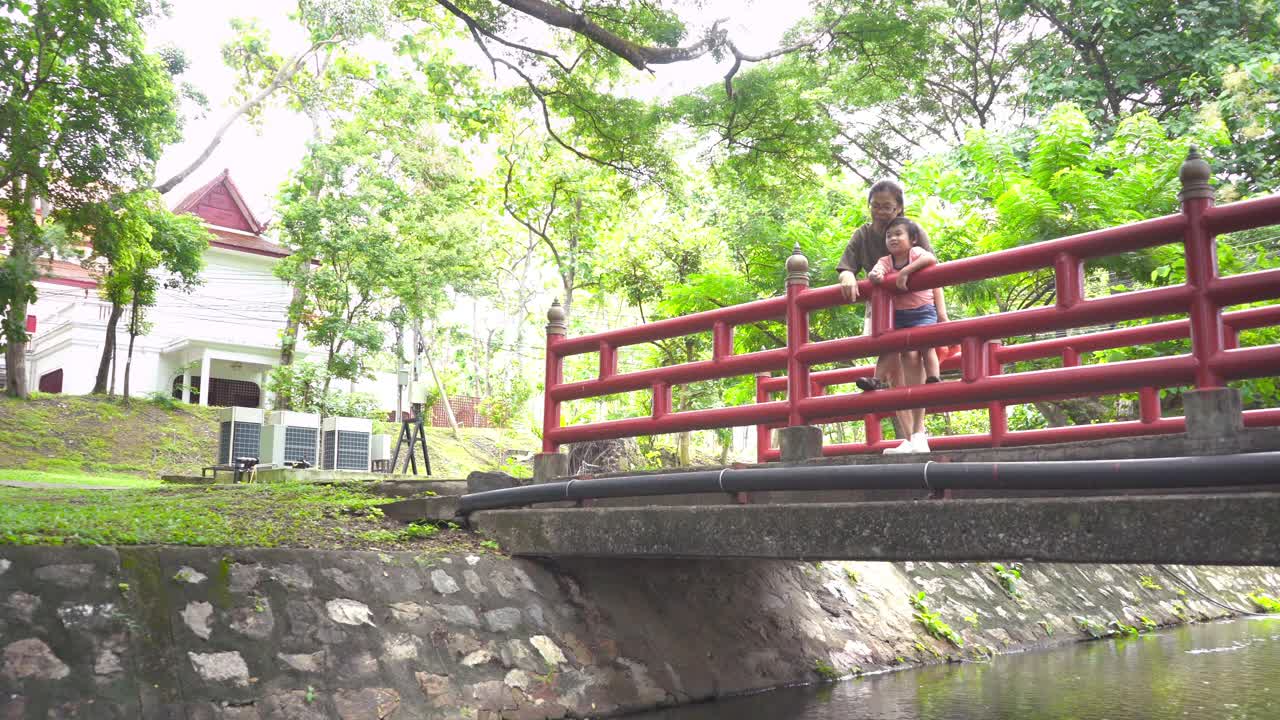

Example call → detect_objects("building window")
172 376 260 408
38 369 63 394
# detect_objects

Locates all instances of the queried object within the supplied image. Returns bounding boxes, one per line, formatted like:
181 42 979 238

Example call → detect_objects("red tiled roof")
0 252 98 289
208 227 290 259
37 258 98 288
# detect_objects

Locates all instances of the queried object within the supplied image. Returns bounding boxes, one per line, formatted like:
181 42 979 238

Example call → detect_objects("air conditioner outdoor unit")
217 407 264 466
321 416 373 471
370 434 392 463
261 411 321 467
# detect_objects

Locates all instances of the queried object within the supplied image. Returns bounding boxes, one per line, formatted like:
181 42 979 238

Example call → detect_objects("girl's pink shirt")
875 246 934 310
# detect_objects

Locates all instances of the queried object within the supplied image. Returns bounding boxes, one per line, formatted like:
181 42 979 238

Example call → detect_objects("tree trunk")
92 300 125 394
122 294 142 403
424 342 460 439
275 252 312 409
109 341 118 397
122 329 137 403
2 308 27 398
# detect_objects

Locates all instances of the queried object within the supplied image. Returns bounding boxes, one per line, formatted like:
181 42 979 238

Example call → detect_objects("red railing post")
785 245 811 426
542 300 567 453
1180 147 1224 388
779 244 825 461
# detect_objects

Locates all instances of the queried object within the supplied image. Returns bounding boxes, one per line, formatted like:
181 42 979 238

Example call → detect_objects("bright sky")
149 1 808 223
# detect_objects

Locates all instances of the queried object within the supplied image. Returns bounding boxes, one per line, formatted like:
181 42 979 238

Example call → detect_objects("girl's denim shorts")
894 303 937 329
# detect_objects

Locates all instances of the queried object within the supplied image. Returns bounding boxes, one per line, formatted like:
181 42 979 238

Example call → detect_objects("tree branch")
154 38 341 194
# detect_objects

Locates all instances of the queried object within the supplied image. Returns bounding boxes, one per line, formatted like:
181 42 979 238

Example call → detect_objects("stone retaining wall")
2 546 1277 719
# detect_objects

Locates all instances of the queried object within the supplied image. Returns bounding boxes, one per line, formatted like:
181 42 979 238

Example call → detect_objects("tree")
0 0 179 398
154 0 389 193
69 192 209 395
499 128 636 320
274 77 491 408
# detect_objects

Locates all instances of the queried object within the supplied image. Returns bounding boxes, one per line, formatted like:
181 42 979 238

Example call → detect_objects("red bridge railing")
539 150 1280 463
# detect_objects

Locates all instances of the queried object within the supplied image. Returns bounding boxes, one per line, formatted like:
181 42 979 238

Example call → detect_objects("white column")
258 370 268 409
199 350 211 406
181 363 191 404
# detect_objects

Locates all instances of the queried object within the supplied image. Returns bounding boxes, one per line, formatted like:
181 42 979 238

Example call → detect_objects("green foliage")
1074 615 1144 638
1138 575 1163 591
478 374 533 428
265 362 382 419
275 75 492 388
992 562 1023 598
910 591 964 648
1108 620 1140 638
1075 616 1106 638
0 0 179 396
813 659 840 681
1248 591 1280 613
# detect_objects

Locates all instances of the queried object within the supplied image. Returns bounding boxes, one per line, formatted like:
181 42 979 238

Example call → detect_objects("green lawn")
0 482 485 551
0 469 165 488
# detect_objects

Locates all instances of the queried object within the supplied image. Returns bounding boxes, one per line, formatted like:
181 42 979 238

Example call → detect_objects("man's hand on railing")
839 270 860 302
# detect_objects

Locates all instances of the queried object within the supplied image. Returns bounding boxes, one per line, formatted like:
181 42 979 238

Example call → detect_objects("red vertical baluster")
598 341 616 380
755 373 771 463
987 341 1007 446
1054 253 1085 309
1139 387 1161 424
713 321 733 361
653 382 671 419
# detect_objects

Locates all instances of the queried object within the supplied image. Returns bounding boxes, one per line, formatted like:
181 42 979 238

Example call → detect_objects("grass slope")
0 483 489 552
0 394 538 479
0 394 219 476
0 395 537 549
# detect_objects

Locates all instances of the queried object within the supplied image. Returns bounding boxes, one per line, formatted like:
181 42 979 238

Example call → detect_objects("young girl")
868 216 939 454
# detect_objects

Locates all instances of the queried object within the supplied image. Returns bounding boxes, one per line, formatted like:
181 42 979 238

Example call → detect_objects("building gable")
173 169 264 234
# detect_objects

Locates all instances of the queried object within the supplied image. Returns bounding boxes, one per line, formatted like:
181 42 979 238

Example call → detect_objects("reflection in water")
630 618 1280 719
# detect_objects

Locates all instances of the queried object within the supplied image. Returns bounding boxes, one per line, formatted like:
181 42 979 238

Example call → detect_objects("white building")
3 171 401 410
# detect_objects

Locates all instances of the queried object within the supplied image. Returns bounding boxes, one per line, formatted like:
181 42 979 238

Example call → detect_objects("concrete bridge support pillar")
778 425 823 462
1183 387 1244 453
533 452 570 483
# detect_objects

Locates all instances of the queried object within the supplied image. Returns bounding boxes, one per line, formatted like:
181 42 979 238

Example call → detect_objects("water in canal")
630 617 1280 719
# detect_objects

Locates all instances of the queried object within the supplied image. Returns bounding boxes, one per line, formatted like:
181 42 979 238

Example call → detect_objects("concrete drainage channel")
3 544 1278 719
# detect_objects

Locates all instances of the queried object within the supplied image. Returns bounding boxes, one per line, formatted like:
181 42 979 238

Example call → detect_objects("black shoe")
855 377 890 392
926 376 941 384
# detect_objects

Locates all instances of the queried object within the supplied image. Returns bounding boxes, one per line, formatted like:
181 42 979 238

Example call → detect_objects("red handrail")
539 150 1280 460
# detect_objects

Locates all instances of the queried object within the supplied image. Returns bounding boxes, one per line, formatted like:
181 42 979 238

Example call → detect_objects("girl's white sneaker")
910 432 931 453
883 439 915 455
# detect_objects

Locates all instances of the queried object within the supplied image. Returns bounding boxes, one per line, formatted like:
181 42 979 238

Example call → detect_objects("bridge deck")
473 493 1280 565
472 430 1280 565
